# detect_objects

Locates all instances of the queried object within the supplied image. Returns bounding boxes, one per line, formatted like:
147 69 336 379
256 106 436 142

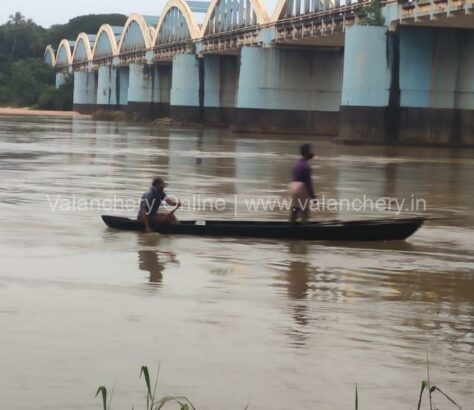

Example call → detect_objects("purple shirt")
138 187 166 218
292 158 315 198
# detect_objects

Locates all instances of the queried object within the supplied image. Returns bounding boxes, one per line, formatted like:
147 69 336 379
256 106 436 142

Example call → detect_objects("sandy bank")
0 107 90 118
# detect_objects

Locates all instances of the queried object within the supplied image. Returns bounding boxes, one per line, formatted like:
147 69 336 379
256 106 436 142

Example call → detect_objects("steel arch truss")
152 0 200 61
201 0 269 53
44 45 56 67
118 14 153 64
72 33 94 70
202 0 268 35
92 24 120 65
56 39 74 68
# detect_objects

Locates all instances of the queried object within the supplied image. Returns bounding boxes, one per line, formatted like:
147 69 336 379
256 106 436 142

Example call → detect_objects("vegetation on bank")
92 110 127 122
96 365 463 410
96 366 195 410
0 11 127 110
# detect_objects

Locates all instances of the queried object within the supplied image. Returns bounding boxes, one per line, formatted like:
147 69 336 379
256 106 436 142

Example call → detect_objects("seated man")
137 177 180 233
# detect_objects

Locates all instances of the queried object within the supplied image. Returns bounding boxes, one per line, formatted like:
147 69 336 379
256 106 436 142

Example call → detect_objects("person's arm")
138 196 153 233
165 196 181 208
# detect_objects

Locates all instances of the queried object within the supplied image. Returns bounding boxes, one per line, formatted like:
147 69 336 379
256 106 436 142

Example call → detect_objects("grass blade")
140 366 152 409
355 384 358 410
430 386 462 410
426 347 433 410
152 363 161 404
155 396 196 410
417 381 428 410
95 386 107 410
108 383 115 410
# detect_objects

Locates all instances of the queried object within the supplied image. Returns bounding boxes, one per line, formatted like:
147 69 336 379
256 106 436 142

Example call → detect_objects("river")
0 115 473 409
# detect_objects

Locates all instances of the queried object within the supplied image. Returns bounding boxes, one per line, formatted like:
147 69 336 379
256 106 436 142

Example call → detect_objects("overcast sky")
1 0 280 28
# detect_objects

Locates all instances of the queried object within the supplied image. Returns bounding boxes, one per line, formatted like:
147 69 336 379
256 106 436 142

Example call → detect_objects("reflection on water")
138 234 165 286
0 115 473 410
283 242 311 346
137 234 179 287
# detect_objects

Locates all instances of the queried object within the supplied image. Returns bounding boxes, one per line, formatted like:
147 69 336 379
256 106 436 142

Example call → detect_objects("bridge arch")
201 0 269 36
44 45 56 67
56 39 74 67
72 33 94 64
92 24 120 59
149 26 157 41
153 0 201 45
271 0 285 21
118 13 153 53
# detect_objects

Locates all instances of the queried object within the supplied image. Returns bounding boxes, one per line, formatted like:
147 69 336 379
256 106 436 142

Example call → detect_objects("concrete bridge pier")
339 25 395 144
203 55 237 125
96 65 118 109
126 63 156 120
170 54 201 122
398 26 474 146
234 46 342 134
117 67 129 108
151 65 172 118
73 70 97 113
55 71 69 88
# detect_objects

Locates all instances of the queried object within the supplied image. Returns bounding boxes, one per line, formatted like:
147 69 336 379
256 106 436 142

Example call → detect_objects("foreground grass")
96 365 195 410
96 365 462 410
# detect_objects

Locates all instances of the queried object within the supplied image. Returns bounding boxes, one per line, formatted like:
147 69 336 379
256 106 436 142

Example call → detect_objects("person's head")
152 177 166 191
300 144 314 160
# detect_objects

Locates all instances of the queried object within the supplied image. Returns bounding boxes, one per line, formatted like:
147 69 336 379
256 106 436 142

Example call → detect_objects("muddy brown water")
0 115 473 409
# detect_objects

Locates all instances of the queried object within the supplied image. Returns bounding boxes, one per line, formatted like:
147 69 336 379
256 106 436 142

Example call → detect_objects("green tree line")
0 12 126 110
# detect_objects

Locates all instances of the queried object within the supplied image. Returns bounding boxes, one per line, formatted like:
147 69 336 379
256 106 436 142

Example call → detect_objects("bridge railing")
398 0 473 21
276 0 368 19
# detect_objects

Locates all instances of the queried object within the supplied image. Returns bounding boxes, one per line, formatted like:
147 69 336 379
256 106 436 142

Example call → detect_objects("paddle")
157 204 180 227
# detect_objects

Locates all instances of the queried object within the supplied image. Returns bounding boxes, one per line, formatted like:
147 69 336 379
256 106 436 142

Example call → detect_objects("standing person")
290 144 316 224
137 177 180 233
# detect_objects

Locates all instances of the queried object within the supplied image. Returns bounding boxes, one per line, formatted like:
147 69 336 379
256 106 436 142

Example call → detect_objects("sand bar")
0 107 90 118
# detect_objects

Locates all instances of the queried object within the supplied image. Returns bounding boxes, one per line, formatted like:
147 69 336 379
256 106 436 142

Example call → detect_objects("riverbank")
0 107 90 118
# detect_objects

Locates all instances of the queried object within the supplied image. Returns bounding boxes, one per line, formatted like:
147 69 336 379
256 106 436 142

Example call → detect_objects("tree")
7 58 55 106
38 76 73 110
7 12 26 63
0 12 47 68
363 0 385 26
0 12 127 108
8 11 25 24
47 14 127 48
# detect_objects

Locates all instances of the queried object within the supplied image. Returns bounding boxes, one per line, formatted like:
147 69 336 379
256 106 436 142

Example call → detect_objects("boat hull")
101 216 424 241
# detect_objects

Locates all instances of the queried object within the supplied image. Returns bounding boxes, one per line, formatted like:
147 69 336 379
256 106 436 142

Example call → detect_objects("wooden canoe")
101 215 424 241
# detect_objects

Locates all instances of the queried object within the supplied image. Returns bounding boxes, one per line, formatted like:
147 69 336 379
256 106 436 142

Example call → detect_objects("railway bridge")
44 0 474 145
